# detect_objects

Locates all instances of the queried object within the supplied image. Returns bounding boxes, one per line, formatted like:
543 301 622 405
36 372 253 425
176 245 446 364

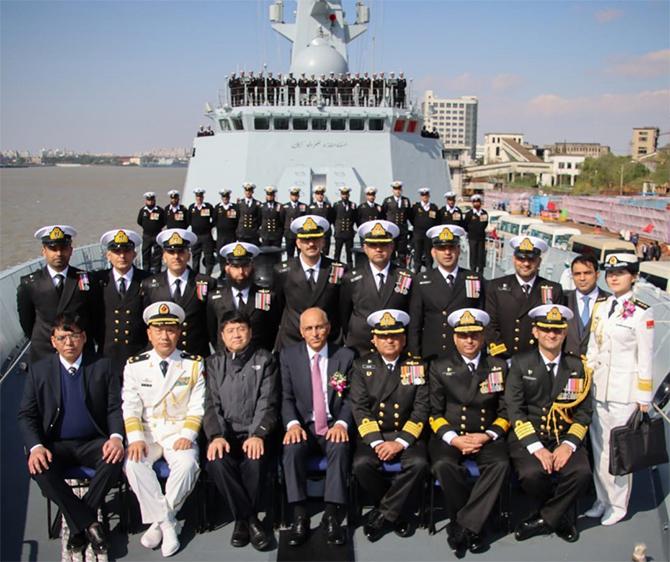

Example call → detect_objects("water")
0 166 187 270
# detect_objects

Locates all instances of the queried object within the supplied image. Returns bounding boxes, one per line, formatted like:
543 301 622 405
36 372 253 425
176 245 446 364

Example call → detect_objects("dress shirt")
299 255 321 283
577 287 600 319
47 265 70 285
369 262 391 290
437 265 459 283
113 267 133 294
515 274 537 293
167 270 189 298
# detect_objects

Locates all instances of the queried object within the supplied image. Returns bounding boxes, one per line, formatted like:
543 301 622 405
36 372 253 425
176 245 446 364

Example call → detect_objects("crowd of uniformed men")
17 181 622 558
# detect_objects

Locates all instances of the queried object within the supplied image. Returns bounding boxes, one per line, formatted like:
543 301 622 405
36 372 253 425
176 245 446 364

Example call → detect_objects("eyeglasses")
53 333 83 343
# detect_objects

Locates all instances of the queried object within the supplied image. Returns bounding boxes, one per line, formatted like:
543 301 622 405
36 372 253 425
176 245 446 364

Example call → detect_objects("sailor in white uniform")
122 301 206 556
585 253 654 526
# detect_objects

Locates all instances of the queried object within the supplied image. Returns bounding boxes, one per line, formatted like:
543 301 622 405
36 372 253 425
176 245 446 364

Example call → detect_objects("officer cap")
143 301 185 326
367 309 410 335
444 191 457 199
338 186 351 194
426 225 466 247
313 185 326 194
364 186 377 195
471 194 483 202
143 191 157 199
220 242 259 264
242 182 256 191
510 236 549 258
193 188 206 195
100 229 141 250
35 225 77 246
156 228 197 250
358 221 399 244
602 253 639 273
391 181 403 189
219 189 232 196
167 190 180 198
290 215 330 238
529 304 573 329
289 187 301 195
264 186 277 194
418 187 430 195
447 308 490 332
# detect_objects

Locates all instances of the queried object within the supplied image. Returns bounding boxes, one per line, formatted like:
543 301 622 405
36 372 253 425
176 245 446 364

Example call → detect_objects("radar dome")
290 38 348 76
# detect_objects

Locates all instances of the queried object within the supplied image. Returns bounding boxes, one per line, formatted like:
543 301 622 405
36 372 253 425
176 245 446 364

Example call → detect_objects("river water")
0 166 187 270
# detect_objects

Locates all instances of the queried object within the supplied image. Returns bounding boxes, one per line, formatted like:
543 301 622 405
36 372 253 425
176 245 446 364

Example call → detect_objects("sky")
1 0 668 156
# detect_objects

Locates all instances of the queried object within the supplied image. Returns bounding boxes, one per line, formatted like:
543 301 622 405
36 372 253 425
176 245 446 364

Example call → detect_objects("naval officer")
440 191 465 228
409 187 439 271
165 191 189 230
332 186 358 265
187 189 216 275
136 192 166 273
260 186 284 247
463 194 489 274
357 186 383 224
381 181 411 264
280 187 307 259
308 186 334 256
236 182 262 246
214 189 239 275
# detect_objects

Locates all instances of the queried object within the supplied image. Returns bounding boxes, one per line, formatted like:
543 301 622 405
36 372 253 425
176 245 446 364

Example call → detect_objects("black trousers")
412 231 431 271
191 233 215 275
469 239 486 273
508 439 591 528
428 437 509 534
261 238 282 248
205 433 271 521
282 422 350 506
237 234 261 247
334 238 354 265
32 438 123 535
285 237 298 259
141 234 162 273
352 439 429 522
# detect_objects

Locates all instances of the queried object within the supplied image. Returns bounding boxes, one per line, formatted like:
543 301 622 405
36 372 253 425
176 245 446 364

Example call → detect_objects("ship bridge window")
350 118 364 131
312 118 327 131
369 118 384 131
293 117 308 130
254 117 270 130
274 117 289 130
231 117 244 130
331 118 345 131
219 119 231 131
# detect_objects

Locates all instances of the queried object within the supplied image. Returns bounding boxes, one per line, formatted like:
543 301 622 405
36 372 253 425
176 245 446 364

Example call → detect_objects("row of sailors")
228 70 407 108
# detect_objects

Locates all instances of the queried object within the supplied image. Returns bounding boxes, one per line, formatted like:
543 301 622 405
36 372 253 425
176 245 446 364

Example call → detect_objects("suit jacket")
485 274 563 359
273 257 345 351
340 263 413 357
357 202 382 224
91 267 150 377
381 196 411 234
439 205 465 228
18 352 123 453
350 352 430 447
141 268 217 358
332 200 357 239
280 342 355 430
260 201 284 242
235 198 262 239
17 266 95 364
505 350 592 449
408 267 485 360
563 288 610 357
409 202 439 235
280 201 307 240
463 209 489 240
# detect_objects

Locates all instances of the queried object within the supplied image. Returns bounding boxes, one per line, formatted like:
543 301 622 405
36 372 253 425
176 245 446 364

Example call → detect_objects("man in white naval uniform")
123 301 206 557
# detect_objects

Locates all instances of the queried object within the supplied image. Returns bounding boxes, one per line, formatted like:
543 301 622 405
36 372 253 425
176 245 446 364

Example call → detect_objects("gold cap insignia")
243 183 253 189
608 255 618 265
460 310 476 325
439 228 455 241
49 227 65 240
392 182 402 188
371 223 387 237
547 307 562 321
168 232 184 246
303 217 318 231
158 303 170 315
232 244 247 257
380 312 397 327
114 230 129 244
519 237 535 252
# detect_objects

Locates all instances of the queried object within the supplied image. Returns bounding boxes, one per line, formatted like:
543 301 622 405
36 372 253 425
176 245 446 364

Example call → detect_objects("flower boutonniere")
621 299 636 319
329 371 347 397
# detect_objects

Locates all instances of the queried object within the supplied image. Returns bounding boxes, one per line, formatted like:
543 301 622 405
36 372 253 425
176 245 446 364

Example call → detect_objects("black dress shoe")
287 517 310 547
465 529 484 553
363 509 386 542
248 519 270 551
231 520 250 548
392 518 411 538
67 531 87 553
446 522 467 559
85 522 109 554
321 515 346 546
554 514 579 543
514 514 551 541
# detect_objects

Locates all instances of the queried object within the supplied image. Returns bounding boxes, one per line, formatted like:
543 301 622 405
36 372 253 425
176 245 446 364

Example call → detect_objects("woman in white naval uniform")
585 253 654 526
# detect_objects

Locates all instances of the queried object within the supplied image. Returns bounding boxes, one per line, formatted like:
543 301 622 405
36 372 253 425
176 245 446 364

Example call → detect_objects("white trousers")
591 400 638 514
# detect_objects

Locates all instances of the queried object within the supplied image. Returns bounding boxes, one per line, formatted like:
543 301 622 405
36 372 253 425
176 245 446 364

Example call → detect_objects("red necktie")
311 353 328 435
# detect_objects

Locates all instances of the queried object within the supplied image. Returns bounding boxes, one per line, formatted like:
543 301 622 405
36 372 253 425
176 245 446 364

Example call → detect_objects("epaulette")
633 299 649 310
128 352 150 364
22 274 37 284
180 352 202 361
278 261 289 272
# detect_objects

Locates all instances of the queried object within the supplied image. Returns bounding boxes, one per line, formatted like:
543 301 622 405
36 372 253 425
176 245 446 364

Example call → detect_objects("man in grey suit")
280 307 355 547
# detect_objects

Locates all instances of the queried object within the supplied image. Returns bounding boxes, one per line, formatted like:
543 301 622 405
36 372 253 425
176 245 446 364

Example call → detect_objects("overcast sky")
1 0 668 155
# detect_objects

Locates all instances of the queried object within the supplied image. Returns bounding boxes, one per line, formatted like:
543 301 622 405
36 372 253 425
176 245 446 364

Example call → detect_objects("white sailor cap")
193 188 206 195
264 186 277 194
313 185 326 194
220 242 259 263
35 225 77 245
143 191 157 199
470 194 483 202
510 236 549 258
338 186 352 194
364 186 377 195
289 187 301 195
156 228 197 249
242 182 256 190
100 229 141 250
367 309 410 334
444 191 457 199
143 301 185 326
358 221 399 243
219 189 232 196
290 215 330 238
390 181 404 189
447 308 490 332
418 187 430 195
167 190 180 198
529 304 573 329
602 253 639 273
426 225 466 246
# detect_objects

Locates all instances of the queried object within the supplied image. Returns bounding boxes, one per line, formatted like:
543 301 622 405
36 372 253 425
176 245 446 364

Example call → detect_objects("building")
632 127 659 160
541 155 585 187
422 92 478 161
544 142 610 158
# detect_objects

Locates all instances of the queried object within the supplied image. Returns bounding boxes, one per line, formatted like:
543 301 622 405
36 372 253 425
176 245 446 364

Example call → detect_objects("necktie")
54 273 64 297
68 366 76 376
237 291 245 308
547 362 556 378
160 360 168 376
377 272 385 293
311 354 328 436
386 363 394 372
446 274 454 287
580 295 590 335
467 362 475 373
118 277 127 298
522 284 531 298
608 299 618 318
307 268 316 290
173 279 182 302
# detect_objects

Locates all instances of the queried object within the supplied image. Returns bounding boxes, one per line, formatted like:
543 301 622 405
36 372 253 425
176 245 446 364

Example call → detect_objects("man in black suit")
351 309 430 542
204 310 278 551
506 304 592 543
486 236 563 359
17 225 95 364
381 181 411 264
165 190 189 230
308 186 334 256
463 194 489 273
236 182 262 246
214 189 239 275
136 192 165 273
260 186 284 247
91 229 150 378
357 186 383 224
273 215 345 351
440 191 465 228
207 243 278 352
141 228 216 358
563 254 610 357
188 188 216 275
428 308 510 557
280 187 307 259
341 221 413 357
409 225 485 362
332 186 357 265
281 307 355 546
409 187 439 271
18 313 124 554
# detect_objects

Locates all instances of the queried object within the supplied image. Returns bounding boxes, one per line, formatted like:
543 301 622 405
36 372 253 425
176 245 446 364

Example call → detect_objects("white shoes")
584 500 606 518
140 523 162 549
601 507 626 526
160 520 181 557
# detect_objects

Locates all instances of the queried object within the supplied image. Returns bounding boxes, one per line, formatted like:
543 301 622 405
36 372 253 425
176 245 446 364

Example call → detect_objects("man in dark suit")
409 225 485 362
207 243 278 353
341 221 412 357
439 191 465 228
563 254 609 357
308 186 334 256
188 189 216 275
204 310 278 550
332 186 357 265
165 190 189 230
18 313 124 554
17 225 95 364
280 187 307 259
351 309 430 542
214 189 239 275
141 229 216 358
91 229 150 378
381 181 411 264
506 304 592 543
357 186 383 224
273 215 345 352
236 182 262 246
428 308 510 557
463 194 489 273
136 192 165 273
486 236 563 359
409 187 439 271
260 186 284 247
281 307 355 546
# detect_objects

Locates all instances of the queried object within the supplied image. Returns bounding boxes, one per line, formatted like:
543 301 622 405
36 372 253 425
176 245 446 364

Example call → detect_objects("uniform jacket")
188 202 215 235
122 348 206 444
307 202 334 228
357 201 382 224
332 200 357 239
236 198 262 239
18 352 123 452
381 196 411 233
260 201 284 242
136 205 165 236
463 209 489 240
505 350 592 449
280 342 355 429
439 205 465 227
408 267 485 360
563 288 610 357
214 202 239 238
409 202 439 235
165 204 189 230
280 201 307 240
586 293 654 404
351 352 430 447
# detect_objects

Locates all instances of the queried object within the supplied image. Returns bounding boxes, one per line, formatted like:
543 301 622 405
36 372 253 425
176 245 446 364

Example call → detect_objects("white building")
422 92 478 161
542 154 585 187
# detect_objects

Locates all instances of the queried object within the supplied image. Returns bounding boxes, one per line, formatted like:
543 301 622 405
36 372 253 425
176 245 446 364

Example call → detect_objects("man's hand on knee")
28 446 52 474
102 436 125 464
173 438 193 451
127 441 148 462
207 438 230 461
283 424 307 445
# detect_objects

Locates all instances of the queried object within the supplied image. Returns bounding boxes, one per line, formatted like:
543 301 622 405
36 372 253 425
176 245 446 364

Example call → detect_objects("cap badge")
371 223 387 237
380 312 397 327
114 230 129 244
232 244 246 257
460 310 476 326
49 227 65 240
608 255 618 265
439 228 454 241
547 307 562 321
159 303 170 315
519 238 535 252
303 217 318 231
168 232 184 246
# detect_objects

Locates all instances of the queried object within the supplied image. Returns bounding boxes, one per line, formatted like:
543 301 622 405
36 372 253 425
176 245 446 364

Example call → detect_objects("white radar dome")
290 38 348 76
